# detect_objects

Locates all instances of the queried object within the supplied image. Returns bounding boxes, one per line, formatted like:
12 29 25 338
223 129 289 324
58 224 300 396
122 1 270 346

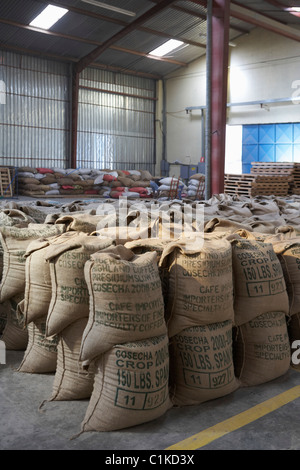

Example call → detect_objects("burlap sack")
288 313 300 370
233 311 290 386
19 190 46 197
0 294 28 350
0 301 8 335
0 209 35 227
233 229 267 241
230 237 289 325
169 320 239 406
45 233 113 337
23 233 77 325
159 237 234 338
261 238 300 317
55 213 105 234
125 238 173 309
0 224 66 303
80 247 167 365
79 335 172 433
48 318 95 401
204 217 252 234
17 315 58 373
275 226 300 239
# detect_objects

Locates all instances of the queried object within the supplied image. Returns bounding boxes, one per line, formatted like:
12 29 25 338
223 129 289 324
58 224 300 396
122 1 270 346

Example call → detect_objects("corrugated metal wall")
0 50 157 173
77 67 156 173
0 50 70 168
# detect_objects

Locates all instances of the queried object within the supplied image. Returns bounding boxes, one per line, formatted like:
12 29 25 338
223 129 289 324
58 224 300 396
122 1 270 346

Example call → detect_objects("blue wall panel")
294 123 300 144
276 144 293 162
294 145 300 162
243 125 258 144
258 144 275 162
242 123 300 171
259 124 275 144
276 123 293 144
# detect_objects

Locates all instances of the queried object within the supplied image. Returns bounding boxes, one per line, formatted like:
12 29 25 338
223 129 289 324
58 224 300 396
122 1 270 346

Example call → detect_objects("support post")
210 0 230 195
71 66 79 170
205 0 212 200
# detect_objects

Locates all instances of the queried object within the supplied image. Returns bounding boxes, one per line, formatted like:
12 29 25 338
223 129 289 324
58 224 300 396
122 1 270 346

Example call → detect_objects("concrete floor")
1 350 300 451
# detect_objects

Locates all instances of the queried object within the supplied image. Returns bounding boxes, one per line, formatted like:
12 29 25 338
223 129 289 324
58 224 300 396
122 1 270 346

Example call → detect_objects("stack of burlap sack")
1 192 300 434
17 167 154 198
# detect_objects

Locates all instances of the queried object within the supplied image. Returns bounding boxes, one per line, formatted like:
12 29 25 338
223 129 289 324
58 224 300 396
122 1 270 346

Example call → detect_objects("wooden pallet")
0 167 14 197
247 162 300 194
224 171 290 197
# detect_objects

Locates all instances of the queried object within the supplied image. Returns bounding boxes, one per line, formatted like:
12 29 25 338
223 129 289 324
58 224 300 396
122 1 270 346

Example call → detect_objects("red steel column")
71 66 79 170
210 0 230 195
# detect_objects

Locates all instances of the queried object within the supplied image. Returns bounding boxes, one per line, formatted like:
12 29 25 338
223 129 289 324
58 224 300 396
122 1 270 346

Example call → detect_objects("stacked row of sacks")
0 216 173 432
0 202 297 435
157 173 205 200
232 228 300 376
229 235 291 386
186 173 205 200
0 216 68 353
17 167 154 198
157 177 187 199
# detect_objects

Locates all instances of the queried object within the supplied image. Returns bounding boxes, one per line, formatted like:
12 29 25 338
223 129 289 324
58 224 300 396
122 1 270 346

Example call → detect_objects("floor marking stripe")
165 385 300 450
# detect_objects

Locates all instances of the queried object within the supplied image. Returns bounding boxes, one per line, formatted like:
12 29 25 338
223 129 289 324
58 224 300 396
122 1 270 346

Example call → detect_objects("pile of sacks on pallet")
17 167 154 199
156 173 205 200
1 191 300 434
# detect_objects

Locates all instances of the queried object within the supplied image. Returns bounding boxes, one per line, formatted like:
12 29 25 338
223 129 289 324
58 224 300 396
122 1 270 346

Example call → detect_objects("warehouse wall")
161 27 300 173
0 50 70 169
77 67 156 174
0 50 157 173
228 27 300 124
162 56 206 167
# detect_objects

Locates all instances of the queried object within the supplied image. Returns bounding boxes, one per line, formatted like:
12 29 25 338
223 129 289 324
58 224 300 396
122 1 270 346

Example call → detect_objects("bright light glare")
149 39 184 57
29 5 69 30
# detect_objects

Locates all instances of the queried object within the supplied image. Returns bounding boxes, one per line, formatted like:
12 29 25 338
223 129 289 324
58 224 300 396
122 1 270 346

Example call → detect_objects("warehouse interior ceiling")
0 0 300 78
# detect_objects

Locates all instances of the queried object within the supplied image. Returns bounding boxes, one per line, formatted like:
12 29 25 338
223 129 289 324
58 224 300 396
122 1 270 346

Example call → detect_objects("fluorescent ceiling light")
81 0 136 17
149 39 184 57
29 4 68 30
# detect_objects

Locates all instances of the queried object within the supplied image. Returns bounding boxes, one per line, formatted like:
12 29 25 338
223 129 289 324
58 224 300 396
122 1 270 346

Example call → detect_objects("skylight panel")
149 39 185 57
29 5 69 30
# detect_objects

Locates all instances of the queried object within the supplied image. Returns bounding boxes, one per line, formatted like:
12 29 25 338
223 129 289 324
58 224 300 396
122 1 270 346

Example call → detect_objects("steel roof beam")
263 0 300 19
0 43 162 79
230 2 300 42
0 17 186 67
75 0 180 74
32 0 206 49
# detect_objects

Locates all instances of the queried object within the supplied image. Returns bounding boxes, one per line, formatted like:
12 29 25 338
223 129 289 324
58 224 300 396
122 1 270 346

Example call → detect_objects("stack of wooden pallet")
224 163 294 197
224 174 255 197
292 164 300 194
251 162 300 195
250 174 290 196
0 167 15 198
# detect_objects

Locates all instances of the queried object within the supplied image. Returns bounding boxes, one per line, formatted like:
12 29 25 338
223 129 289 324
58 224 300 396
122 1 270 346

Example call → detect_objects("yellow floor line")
166 385 300 450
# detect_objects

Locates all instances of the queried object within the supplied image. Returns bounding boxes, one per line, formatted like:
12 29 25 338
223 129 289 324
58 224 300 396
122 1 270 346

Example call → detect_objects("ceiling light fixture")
80 0 136 17
29 4 68 30
148 39 184 57
287 7 300 12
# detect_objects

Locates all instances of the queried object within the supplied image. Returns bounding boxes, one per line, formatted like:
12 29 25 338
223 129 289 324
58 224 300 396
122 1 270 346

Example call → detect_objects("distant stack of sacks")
157 177 187 199
186 173 205 200
17 167 154 198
